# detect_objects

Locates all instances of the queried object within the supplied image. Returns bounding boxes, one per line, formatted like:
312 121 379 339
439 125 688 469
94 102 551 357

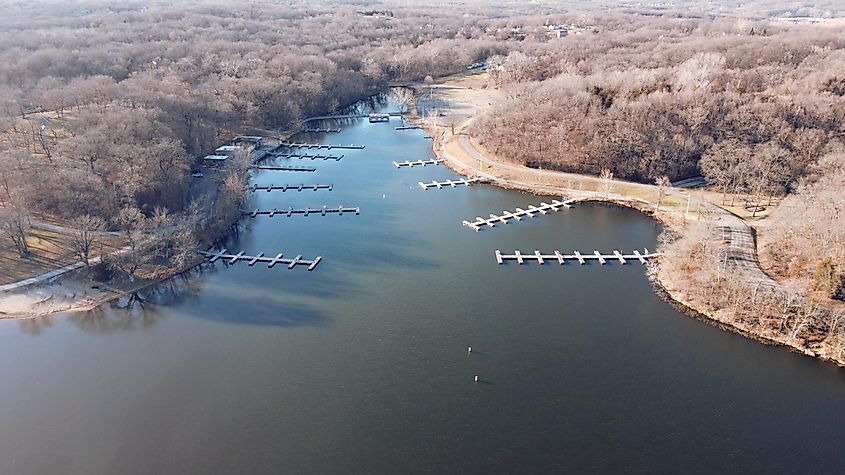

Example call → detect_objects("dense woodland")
1 0 844 291
0 0 514 275
477 18 845 189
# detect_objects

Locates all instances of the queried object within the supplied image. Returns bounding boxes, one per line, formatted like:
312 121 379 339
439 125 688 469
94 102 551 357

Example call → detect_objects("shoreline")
420 80 845 367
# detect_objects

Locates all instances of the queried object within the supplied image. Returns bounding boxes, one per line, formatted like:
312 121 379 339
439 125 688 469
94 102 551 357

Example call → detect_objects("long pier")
419 178 481 190
280 142 365 150
393 159 443 168
250 184 333 192
198 249 322 271
243 206 360 217
462 200 574 231
494 249 659 265
250 165 316 172
273 153 344 161
304 127 341 133
395 125 422 130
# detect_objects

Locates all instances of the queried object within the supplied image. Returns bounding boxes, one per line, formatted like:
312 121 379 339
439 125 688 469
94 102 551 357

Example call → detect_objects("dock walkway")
393 159 443 168
243 206 360 217
419 178 481 190
199 249 321 271
462 199 575 231
251 165 316 172
494 249 659 265
250 184 332 193
273 153 343 161
304 128 341 133
280 142 365 150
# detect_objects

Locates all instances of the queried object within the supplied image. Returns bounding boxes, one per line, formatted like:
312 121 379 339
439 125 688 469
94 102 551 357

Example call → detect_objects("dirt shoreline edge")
427 121 845 368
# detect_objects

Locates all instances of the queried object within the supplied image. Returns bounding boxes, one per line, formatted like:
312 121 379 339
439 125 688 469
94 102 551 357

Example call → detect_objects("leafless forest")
1 0 844 333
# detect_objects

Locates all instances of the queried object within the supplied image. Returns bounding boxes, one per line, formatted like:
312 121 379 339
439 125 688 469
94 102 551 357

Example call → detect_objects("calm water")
2 101 845 474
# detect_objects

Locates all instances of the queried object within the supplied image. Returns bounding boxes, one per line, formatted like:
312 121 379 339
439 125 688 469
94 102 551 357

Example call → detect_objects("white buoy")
474 375 479 382
467 346 472 353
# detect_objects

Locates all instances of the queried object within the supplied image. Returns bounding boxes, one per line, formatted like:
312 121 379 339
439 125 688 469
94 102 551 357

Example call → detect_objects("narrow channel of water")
1 100 844 474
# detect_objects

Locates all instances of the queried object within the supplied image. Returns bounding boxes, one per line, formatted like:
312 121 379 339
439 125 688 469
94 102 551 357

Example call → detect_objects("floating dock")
250 184 332 193
273 153 343 161
250 165 316 172
198 249 322 271
393 159 443 168
304 128 341 133
418 178 481 190
462 200 575 231
395 125 422 130
280 142 365 150
243 206 360 217
494 249 659 266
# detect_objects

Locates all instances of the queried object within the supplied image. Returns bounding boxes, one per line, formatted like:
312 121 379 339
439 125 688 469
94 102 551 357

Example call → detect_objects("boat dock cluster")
198 125 374 270
495 249 658 265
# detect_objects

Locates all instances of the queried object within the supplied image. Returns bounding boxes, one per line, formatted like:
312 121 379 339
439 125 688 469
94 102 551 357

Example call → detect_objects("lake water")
1 101 845 474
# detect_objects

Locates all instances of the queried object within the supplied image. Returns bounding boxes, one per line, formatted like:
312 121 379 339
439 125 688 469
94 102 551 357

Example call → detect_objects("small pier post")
613 250 626 264
594 250 606 265
495 249 503 264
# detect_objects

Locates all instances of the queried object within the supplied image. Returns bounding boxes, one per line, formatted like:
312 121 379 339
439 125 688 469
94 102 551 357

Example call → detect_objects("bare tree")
655 175 671 212
69 214 106 267
1 191 32 256
600 167 614 196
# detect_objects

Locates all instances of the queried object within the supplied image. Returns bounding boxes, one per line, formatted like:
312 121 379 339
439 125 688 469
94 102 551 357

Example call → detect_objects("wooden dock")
198 249 322 271
393 159 443 168
243 206 360 217
250 184 333 193
462 200 574 231
494 249 659 266
419 178 481 190
273 153 344 161
304 127 341 133
395 125 422 130
280 142 365 150
250 165 316 172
